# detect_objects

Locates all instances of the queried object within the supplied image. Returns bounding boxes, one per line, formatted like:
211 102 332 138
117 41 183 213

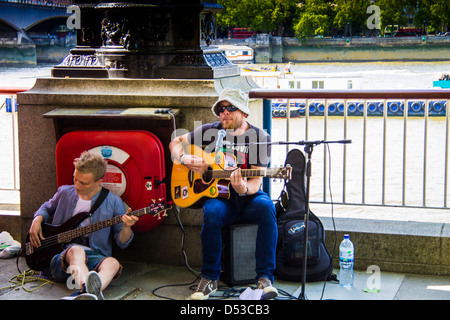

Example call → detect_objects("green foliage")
293 0 336 38
217 0 450 39
427 0 450 33
217 0 300 34
333 0 372 31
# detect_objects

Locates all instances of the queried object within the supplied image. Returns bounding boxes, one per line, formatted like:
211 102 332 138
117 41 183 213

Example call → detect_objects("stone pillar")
17 0 262 267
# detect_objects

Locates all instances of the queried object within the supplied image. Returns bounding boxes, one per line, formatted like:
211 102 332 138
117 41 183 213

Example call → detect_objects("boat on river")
433 74 450 89
218 45 254 64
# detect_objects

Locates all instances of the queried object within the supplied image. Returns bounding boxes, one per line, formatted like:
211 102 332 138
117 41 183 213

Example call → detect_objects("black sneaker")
190 276 218 300
256 277 278 300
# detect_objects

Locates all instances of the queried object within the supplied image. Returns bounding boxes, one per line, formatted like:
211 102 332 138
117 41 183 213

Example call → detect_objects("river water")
288 60 450 90
1 61 449 222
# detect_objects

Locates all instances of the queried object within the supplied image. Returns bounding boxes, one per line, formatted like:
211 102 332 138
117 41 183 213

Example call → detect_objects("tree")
217 0 300 34
293 0 336 38
270 0 301 36
216 0 450 39
333 0 372 37
427 0 450 33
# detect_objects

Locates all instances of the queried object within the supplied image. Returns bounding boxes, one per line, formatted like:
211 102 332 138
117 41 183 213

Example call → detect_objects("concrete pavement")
1 256 449 301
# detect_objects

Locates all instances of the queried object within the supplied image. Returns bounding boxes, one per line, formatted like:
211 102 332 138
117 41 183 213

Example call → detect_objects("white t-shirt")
69 198 92 250
74 198 92 227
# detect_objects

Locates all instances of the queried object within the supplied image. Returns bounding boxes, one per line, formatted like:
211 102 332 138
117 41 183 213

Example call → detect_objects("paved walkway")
1 257 449 301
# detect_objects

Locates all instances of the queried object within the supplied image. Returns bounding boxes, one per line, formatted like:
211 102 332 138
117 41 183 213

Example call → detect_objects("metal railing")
251 89 450 210
0 88 28 209
2 87 450 212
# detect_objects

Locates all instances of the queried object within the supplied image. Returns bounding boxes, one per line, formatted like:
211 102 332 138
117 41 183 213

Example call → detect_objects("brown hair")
74 151 107 182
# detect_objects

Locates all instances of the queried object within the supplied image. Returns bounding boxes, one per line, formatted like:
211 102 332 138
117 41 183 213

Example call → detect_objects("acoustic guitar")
171 144 292 208
25 201 172 271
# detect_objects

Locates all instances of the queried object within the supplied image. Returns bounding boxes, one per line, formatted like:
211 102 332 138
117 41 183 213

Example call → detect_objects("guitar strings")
27 204 169 252
28 211 135 251
28 217 122 251
28 234 61 251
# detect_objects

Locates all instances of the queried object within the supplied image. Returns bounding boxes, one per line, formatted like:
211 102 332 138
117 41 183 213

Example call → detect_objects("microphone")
215 129 227 164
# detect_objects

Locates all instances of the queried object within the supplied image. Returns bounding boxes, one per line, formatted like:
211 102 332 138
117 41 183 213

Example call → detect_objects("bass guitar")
171 145 292 208
25 201 172 271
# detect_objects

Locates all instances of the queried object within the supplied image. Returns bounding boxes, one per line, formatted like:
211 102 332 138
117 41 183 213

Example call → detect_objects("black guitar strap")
71 187 110 247
74 187 110 232
89 187 110 216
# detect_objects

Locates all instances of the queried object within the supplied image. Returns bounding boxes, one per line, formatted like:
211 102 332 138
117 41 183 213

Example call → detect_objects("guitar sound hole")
202 167 213 182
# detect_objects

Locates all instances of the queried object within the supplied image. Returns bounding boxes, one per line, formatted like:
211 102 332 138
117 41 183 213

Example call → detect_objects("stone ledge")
8 211 450 276
320 217 450 276
119 212 450 276
0 213 21 241
18 77 259 109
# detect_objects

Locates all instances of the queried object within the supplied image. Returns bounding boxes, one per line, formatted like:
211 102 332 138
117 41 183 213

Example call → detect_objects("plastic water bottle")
339 234 354 287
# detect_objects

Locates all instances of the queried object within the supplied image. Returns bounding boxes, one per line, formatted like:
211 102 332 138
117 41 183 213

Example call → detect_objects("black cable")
167 109 177 134
159 160 289 300
172 204 200 277
151 274 200 300
16 247 23 274
150 204 201 299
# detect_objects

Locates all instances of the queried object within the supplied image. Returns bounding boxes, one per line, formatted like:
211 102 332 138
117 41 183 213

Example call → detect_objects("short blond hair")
74 151 107 182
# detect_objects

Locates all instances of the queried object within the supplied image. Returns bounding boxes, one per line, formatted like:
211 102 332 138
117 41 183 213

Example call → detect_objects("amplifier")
220 224 257 286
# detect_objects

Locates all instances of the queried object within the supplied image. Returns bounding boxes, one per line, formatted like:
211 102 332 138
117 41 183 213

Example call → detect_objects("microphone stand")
245 138 351 300
278 140 351 300
231 138 351 300
297 141 316 300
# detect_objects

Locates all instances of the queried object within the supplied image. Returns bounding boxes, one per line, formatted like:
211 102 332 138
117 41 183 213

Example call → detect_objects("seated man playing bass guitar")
28 151 138 300
169 88 278 300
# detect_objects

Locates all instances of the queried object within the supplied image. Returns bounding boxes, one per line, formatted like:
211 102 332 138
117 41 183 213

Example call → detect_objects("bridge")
0 0 70 42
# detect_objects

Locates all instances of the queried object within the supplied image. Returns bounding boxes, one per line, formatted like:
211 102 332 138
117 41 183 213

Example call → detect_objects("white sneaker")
86 271 104 300
61 293 98 300
256 277 278 300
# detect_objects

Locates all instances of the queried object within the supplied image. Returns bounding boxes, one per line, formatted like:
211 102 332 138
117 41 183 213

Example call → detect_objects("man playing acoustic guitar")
28 151 138 300
169 88 278 300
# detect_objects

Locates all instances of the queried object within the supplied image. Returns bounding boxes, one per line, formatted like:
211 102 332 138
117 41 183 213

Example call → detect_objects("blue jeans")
200 190 278 283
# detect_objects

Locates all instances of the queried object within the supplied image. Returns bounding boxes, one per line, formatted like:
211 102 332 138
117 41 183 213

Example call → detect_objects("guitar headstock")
148 199 173 220
272 166 292 180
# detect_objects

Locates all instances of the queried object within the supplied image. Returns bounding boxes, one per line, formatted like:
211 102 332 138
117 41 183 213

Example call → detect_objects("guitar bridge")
25 242 33 255
188 170 194 188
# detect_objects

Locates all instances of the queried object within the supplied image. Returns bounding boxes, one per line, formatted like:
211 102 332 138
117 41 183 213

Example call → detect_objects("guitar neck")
58 207 150 243
211 168 276 179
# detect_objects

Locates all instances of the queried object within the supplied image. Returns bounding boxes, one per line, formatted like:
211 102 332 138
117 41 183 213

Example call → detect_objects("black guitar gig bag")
275 149 334 282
